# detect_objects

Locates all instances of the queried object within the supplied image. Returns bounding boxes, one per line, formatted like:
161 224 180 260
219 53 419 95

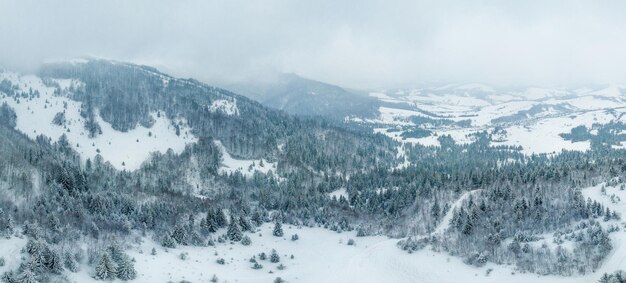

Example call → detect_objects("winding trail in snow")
581 183 626 276
433 189 482 235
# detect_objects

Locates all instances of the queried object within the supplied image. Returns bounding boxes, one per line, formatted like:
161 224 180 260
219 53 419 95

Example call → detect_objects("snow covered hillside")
0 71 196 171
358 84 626 155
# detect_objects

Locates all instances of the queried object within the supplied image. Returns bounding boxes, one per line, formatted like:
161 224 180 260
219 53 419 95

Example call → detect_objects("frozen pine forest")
2 1 626 283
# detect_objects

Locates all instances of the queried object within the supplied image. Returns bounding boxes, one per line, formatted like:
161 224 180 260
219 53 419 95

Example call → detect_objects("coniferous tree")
227 218 243 241
15 268 38 283
215 209 227 228
273 222 284 237
115 255 137 281
95 253 116 281
161 234 176 248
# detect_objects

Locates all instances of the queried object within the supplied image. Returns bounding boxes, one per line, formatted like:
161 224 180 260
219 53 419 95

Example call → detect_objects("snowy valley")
1 61 626 283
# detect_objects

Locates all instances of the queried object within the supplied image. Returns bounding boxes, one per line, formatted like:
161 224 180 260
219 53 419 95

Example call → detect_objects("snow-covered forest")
1 60 626 283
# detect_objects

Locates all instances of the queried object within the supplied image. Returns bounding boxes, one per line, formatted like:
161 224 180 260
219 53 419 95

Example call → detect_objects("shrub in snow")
397 237 429 253
216 258 225 265
277 264 286 270
598 271 626 283
241 235 252 246
274 277 285 283
290 234 299 241
259 252 267 261
347 239 355 246
464 252 488 267
151 248 157 255
0 257 4 267
252 262 263 269
270 249 280 263
210 274 219 283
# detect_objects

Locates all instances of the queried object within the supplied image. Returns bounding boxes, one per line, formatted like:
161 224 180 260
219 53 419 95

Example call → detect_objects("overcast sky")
1 0 626 89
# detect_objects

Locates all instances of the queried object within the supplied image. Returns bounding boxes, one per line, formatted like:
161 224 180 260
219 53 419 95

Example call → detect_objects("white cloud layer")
1 0 626 88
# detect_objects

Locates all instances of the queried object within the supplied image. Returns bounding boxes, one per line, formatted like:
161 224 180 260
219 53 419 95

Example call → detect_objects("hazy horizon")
2 0 626 89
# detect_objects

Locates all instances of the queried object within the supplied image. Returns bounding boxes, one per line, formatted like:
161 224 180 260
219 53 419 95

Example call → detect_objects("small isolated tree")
151 248 157 255
274 277 285 283
210 274 218 283
259 252 267 261
95 253 116 280
273 222 284 237
241 235 252 246
270 249 280 263
252 262 263 269
290 234 299 241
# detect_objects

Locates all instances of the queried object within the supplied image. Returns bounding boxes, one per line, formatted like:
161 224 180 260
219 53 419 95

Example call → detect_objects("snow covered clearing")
328 188 348 200
215 141 276 177
208 99 239 116
0 237 28 276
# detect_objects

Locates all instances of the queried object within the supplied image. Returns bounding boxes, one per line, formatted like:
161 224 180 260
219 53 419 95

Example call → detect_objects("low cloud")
1 0 626 89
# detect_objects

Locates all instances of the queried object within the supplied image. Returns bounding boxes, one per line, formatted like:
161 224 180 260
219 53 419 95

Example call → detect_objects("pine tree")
215 209 227 228
206 216 218 233
171 225 188 245
64 252 79 272
273 222 284 237
227 218 243 241
15 268 38 283
161 234 176 248
115 255 137 281
239 216 252 232
95 253 116 280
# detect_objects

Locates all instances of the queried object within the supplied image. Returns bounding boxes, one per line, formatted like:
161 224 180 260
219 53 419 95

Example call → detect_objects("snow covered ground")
362 84 626 155
3 184 626 283
59 209 620 283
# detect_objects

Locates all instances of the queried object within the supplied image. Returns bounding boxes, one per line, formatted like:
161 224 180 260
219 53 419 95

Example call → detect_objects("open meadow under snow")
364 84 626 155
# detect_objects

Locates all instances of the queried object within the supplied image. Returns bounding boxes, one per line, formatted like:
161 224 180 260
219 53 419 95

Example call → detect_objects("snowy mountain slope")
0 71 196 171
225 73 380 121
